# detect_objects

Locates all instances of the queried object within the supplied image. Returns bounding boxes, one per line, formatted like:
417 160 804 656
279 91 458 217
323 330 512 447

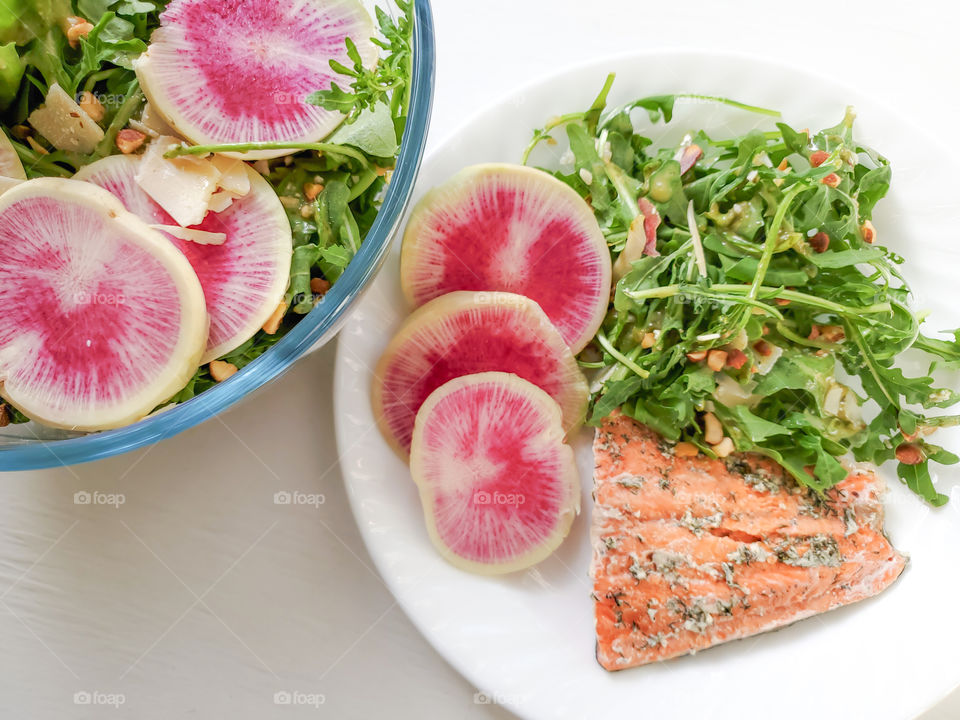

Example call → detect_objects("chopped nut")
711 437 735 458
674 442 699 458
774 297 791 306
726 348 748 369
706 349 728 372
895 443 924 465
78 91 105 123
809 150 830 167
686 350 707 363
808 231 830 253
808 325 821 341
299 205 313 218
860 219 876 244
375 166 391 177
0 404 9 428
65 17 95 48
761 325 770 336
753 340 773 357
702 412 723 445
640 332 656 349
262 301 286 334
821 172 841 188
116 129 146 154
252 159 271 175
819 325 845 343
303 182 324 201
209 360 239 382
776 158 789 171
310 277 331 297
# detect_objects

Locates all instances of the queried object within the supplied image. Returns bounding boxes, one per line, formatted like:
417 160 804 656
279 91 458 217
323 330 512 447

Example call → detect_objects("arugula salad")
0 0 413 429
524 75 960 505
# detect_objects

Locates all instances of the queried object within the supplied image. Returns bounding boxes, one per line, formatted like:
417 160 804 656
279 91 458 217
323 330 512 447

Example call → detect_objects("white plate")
334 51 960 720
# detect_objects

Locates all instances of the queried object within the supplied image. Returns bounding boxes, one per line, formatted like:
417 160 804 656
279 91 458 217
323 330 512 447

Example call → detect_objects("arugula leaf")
529 76 960 504
308 0 413 126
327 100 398 157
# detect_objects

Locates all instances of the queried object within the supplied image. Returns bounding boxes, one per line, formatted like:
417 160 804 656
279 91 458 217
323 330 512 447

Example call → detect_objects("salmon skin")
591 411 906 671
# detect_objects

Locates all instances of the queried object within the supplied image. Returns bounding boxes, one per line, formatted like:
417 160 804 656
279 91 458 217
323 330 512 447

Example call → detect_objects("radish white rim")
335 50 960 720
0 178 207 430
400 163 611 353
410 371 581 575
134 0 378 159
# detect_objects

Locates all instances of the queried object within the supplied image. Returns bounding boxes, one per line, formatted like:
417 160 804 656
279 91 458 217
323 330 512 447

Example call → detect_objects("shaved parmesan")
135 136 221 227
27 83 105 154
151 225 227 245
210 155 251 197
207 191 237 213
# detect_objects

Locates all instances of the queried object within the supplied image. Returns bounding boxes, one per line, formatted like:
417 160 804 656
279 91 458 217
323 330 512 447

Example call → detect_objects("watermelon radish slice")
0 178 207 430
400 164 611 353
373 291 589 457
0 130 25 180
134 0 377 159
75 155 292 363
410 372 580 574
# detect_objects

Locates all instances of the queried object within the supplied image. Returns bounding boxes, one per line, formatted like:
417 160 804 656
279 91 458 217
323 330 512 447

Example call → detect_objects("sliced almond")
262 302 286 335
711 437 735 458
706 349 728 372
209 360 239 382
702 412 723 445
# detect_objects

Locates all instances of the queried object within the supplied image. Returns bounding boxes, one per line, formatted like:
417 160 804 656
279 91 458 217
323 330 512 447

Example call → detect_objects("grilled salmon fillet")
591 411 906 671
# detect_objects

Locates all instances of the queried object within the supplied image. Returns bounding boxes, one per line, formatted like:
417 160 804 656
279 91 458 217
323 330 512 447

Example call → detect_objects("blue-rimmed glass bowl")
0 0 435 471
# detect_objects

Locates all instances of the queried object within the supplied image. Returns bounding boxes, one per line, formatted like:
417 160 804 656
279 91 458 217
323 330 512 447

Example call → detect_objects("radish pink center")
410 183 608 348
149 0 371 144
419 382 567 563
0 197 183 414
83 160 287 358
380 304 578 452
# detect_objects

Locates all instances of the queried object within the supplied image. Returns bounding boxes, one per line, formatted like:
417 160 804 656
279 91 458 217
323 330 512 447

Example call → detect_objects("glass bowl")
0 0 435 471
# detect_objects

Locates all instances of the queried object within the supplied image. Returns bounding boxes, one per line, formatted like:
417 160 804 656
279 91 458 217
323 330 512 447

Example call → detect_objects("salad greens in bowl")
0 0 435 469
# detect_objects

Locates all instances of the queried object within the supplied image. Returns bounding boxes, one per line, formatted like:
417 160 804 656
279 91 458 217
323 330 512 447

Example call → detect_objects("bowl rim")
0 0 436 471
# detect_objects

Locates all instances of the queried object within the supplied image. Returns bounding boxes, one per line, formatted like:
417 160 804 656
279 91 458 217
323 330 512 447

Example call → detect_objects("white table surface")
4 1 959 718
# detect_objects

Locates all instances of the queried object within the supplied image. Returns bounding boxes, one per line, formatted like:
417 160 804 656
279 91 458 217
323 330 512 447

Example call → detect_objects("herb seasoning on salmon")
591 412 905 670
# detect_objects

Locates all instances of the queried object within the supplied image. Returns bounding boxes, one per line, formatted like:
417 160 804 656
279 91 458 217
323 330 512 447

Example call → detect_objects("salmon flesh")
591 411 906 671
